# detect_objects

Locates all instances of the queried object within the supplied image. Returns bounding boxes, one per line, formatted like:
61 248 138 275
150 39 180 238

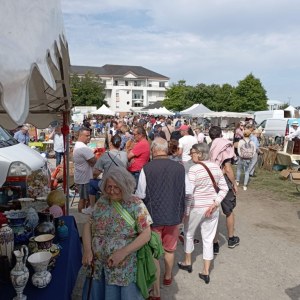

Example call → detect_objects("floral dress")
90 196 152 286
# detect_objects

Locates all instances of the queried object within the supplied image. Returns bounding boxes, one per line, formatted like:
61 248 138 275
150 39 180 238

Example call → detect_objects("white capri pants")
184 208 219 261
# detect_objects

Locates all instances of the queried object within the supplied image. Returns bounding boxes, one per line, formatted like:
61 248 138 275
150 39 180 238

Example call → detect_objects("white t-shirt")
53 134 64 152
196 132 205 143
178 135 198 162
73 141 94 184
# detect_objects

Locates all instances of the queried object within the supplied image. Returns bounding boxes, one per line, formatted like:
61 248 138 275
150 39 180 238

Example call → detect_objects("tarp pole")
62 111 70 215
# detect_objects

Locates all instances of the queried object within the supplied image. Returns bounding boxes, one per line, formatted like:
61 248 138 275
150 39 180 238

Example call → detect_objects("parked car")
0 126 50 206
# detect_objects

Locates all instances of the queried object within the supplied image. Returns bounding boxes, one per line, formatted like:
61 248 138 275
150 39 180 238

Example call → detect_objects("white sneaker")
81 206 94 215
243 186 247 191
236 181 239 186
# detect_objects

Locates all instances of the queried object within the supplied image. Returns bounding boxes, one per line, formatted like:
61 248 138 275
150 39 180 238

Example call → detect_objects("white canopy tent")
202 111 254 128
180 104 212 116
91 104 115 116
284 105 299 118
0 0 71 129
202 111 254 118
0 0 72 214
180 104 199 114
149 106 174 116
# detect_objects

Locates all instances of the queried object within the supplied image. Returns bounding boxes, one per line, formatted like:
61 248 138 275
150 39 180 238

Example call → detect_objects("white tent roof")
180 104 198 114
284 105 296 111
180 104 212 116
202 111 254 118
0 0 71 129
91 104 115 116
149 107 174 116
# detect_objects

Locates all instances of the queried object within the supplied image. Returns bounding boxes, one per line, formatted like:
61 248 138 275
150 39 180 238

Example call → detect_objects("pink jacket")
209 138 235 168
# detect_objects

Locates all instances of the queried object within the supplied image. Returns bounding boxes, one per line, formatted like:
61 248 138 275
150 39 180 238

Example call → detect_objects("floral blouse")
90 196 153 286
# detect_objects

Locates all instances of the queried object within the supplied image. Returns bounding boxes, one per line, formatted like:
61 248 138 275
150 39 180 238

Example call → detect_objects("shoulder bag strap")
107 152 119 166
112 201 135 227
166 125 171 135
196 161 219 193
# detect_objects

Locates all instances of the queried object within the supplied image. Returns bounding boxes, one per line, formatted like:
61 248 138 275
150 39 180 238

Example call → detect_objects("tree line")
163 73 268 112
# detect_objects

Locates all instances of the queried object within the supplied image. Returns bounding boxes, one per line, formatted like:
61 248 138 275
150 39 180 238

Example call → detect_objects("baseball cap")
179 125 189 131
292 121 299 126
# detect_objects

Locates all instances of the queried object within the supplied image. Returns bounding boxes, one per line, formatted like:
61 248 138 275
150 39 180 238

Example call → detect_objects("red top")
128 138 150 172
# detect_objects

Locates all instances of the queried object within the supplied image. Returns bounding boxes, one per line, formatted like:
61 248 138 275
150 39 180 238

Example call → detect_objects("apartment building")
71 64 169 113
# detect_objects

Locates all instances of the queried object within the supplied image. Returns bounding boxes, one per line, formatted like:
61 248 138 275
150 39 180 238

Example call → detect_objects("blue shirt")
250 135 259 149
14 130 29 145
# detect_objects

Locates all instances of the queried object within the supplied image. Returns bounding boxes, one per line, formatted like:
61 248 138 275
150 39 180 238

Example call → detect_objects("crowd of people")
70 113 267 300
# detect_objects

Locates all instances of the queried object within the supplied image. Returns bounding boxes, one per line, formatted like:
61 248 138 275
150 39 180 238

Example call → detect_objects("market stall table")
1 216 82 300
276 151 300 166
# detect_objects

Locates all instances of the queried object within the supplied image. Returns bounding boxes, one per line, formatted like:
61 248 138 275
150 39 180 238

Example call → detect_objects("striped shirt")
186 160 228 214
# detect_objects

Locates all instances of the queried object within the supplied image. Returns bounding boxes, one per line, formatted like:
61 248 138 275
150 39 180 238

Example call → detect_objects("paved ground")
70 186 300 300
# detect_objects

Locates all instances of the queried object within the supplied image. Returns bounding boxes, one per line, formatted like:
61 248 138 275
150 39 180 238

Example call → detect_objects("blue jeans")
82 275 143 300
130 171 140 189
55 151 64 166
236 158 251 187
89 179 101 196
249 152 258 176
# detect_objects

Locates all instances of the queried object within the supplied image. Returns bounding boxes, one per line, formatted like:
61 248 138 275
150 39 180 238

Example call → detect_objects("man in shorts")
136 137 185 299
209 126 240 253
73 127 96 213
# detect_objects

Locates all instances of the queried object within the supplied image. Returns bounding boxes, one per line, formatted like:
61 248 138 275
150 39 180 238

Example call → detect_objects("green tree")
70 72 106 107
163 80 194 111
232 73 268 112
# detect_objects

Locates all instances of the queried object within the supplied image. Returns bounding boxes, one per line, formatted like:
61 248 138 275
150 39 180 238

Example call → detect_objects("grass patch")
248 168 300 202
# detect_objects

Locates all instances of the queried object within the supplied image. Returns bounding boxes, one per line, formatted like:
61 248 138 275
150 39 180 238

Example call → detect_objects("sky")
61 0 300 106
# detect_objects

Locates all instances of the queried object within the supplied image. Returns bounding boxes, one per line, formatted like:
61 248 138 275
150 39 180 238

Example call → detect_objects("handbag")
112 201 163 299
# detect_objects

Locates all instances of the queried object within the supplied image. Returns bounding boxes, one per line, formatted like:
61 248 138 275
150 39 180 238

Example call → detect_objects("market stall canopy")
180 104 212 116
202 111 254 118
180 104 199 114
149 107 174 116
91 104 115 116
0 0 71 129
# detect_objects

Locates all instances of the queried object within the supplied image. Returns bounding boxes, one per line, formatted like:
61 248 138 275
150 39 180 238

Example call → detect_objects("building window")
125 81 128 86
127 101 130 105
127 91 130 94
116 92 119 97
114 80 118 86
159 82 165 87
134 103 141 107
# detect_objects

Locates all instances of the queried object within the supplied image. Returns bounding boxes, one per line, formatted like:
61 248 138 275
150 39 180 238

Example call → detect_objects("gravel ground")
70 184 300 300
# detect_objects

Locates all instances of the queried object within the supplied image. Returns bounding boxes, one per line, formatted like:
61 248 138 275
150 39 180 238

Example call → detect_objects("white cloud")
61 0 300 104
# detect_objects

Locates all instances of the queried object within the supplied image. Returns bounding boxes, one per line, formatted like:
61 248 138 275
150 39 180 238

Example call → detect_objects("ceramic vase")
10 245 29 300
24 208 39 231
0 223 14 265
27 251 52 288
27 237 38 254
57 220 68 240
34 212 55 236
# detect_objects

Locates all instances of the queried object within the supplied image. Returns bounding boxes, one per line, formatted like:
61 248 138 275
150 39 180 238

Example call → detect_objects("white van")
0 126 49 205
258 118 300 141
254 110 285 125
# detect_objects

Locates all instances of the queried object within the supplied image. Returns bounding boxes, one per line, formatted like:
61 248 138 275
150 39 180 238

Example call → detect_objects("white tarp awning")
180 104 212 116
91 104 115 116
0 0 71 129
149 107 174 115
202 111 254 118
180 104 198 114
